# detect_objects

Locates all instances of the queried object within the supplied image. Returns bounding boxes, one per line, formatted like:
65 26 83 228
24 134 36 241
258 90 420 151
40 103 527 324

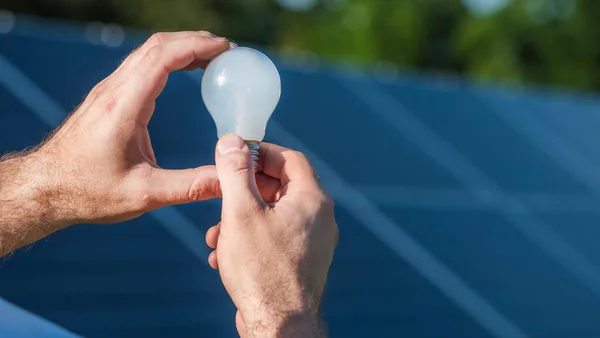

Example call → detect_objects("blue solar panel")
0 88 50 152
3 16 600 338
274 71 465 188
381 82 593 194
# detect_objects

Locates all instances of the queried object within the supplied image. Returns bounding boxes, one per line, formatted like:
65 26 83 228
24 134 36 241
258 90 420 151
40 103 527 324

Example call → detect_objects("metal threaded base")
245 141 260 171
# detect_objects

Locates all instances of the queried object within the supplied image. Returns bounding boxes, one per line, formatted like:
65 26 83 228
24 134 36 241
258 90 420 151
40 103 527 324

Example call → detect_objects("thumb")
141 165 221 209
215 134 265 212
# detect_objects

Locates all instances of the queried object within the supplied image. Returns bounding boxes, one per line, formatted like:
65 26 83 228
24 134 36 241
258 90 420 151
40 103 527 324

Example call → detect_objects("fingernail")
218 134 244 154
229 41 238 48
210 36 228 42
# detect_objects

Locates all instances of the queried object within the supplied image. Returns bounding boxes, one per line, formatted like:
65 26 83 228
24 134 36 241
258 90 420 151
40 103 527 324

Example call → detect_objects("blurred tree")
3 0 600 91
455 0 599 89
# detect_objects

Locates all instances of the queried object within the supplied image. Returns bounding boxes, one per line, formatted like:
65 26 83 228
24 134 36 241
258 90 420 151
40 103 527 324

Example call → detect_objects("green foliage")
4 0 600 91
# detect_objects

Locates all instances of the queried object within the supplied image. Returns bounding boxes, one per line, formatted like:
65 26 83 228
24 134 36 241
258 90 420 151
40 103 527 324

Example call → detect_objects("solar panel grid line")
0 298 81 338
0 51 211 268
479 94 600 287
338 76 600 299
484 95 600 194
535 100 600 164
0 53 64 127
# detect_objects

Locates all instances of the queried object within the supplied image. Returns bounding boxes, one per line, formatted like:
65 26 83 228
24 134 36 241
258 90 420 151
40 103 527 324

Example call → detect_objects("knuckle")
144 45 163 64
308 192 335 214
87 78 122 109
187 186 204 201
130 168 161 212
139 192 159 212
289 150 318 176
187 35 211 49
147 32 165 46
301 192 328 213
100 94 117 114
187 180 211 201
93 81 106 94
289 150 309 163
322 194 335 211
87 80 107 100
185 35 199 46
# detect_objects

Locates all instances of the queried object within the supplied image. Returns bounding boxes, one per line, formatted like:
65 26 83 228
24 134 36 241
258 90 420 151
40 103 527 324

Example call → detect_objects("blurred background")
3 0 600 337
5 0 600 91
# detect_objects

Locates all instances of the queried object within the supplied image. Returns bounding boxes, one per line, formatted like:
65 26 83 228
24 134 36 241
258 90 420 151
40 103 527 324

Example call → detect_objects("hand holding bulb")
202 45 337 337
208 137 337 338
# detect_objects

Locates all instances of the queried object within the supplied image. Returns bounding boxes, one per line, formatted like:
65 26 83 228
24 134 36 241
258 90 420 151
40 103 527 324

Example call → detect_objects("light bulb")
201 46 281 169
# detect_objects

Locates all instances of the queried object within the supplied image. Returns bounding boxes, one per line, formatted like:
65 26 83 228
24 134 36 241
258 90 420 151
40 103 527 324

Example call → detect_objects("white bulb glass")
201 47 281 142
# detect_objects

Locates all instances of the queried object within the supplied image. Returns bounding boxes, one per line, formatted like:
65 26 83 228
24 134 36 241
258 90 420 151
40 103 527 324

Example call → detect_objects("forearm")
0 151 67 256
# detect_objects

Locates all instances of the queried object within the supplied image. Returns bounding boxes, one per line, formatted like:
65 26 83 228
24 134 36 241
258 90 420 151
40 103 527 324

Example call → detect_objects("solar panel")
3 16 600 338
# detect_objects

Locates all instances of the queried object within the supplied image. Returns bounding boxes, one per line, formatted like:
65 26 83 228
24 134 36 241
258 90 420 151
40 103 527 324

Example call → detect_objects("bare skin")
207 135 338 337
0 31 232 255
0 31 338 337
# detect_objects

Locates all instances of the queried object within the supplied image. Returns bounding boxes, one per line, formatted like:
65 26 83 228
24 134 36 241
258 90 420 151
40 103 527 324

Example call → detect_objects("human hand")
205 135 338 337
29 31 233 226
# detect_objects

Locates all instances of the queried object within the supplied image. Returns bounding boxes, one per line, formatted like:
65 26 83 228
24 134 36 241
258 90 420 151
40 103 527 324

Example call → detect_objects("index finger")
116 31 218 75
260 142 321 191
127 35 230 110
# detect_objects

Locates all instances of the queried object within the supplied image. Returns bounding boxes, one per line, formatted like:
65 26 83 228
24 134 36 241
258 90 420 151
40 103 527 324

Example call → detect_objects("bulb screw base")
245 141 260 171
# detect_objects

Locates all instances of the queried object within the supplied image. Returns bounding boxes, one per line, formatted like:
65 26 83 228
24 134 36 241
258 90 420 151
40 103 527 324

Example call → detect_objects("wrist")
0 151 72 255
239 290 324 338
247 310 325 338
5 151 71 228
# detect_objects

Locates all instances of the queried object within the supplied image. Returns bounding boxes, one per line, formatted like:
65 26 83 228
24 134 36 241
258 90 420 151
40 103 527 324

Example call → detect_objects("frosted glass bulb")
201 47 281 168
